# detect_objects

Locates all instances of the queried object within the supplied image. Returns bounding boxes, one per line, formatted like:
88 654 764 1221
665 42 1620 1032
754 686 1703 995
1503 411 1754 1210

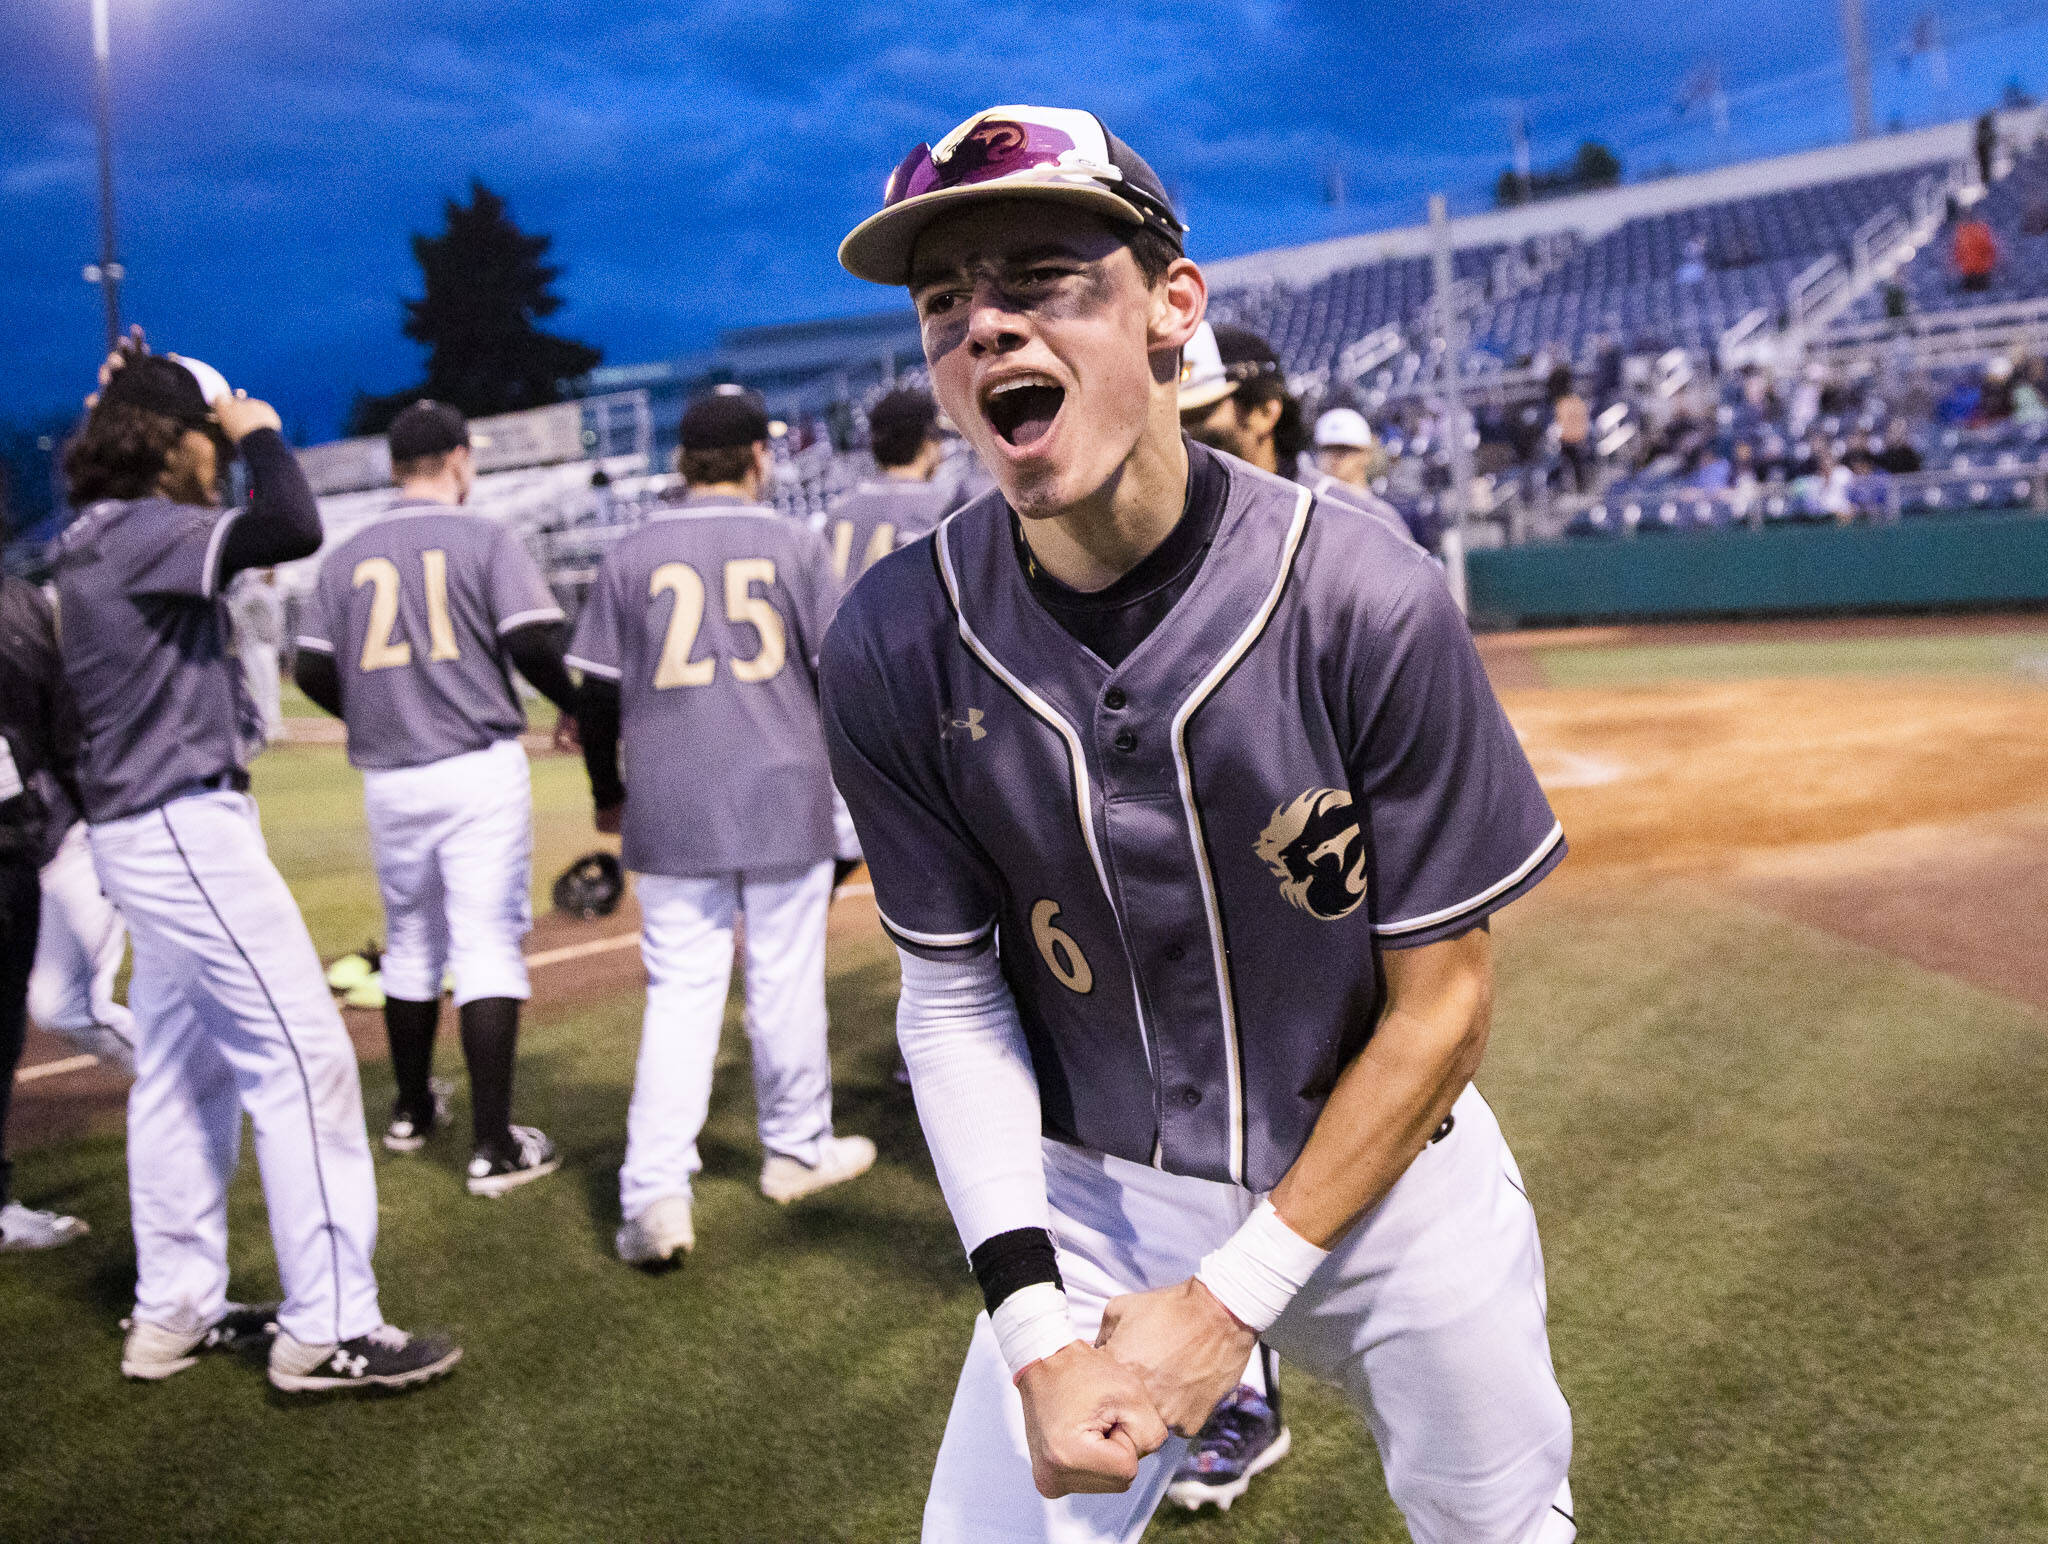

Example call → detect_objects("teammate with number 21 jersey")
569 388 874 1269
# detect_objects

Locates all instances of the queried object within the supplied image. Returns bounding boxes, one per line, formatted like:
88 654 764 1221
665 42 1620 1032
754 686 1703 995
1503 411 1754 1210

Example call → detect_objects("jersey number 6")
1030 899 1094 995
649 559 787 689
353 551 461 672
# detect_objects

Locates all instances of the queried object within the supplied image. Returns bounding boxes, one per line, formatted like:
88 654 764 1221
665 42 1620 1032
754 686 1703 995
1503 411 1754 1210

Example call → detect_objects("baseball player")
1311 406 1379 493
54 342 457 1391
28 775 137 1076
818 386 953 887
1180 320 1421 549
226 568 287 751
568 388 875 1267
824 105 1575 1541
0 572 92 1250
822 387 953 587
294 400 574 1197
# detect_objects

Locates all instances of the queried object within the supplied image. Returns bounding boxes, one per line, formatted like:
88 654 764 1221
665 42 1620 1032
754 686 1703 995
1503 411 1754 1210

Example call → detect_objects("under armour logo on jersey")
940 708 987 744
331 1350 369 1378
1255 788 1368 921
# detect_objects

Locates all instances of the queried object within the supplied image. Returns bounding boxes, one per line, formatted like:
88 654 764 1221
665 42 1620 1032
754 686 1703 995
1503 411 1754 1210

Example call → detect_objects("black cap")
680 386 770 451
97 356 214 431
1213 326 1282 379
388 400 470 462
867 388 940 465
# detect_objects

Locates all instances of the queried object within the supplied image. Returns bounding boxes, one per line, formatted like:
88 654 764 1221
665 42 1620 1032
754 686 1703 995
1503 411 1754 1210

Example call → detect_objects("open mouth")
983 374 1066 449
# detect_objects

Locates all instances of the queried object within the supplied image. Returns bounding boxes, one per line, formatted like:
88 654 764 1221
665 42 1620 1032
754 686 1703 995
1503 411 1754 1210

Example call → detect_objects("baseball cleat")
121 1302 280 1381
760 1134 877 1204
465 1124 560 1197
0 1201 90 1251
1166 1384 1291 1512
382 1077 454 1153
267 1324 461 1394
616 1194 695 1265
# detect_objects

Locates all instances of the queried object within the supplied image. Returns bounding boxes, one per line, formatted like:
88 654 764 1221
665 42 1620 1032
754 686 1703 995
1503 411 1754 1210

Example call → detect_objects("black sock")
459 996 521 1157
1260 1343 1283 1420
383 996 440 1120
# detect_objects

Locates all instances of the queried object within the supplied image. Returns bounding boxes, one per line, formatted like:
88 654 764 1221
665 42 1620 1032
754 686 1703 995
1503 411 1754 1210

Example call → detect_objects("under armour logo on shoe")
941 708 987 744
331 1350 368 1377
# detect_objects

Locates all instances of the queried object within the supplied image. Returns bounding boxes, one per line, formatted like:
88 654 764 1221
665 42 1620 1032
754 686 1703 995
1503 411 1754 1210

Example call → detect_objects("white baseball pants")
619 862 836 1219
88 790 383 1348
361 738 533 1006
30 821 135 1058
923 1086 1575 1544
831 786 863 864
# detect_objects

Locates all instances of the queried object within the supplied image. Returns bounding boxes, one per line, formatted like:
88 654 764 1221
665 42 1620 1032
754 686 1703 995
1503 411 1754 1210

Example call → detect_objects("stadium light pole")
1429 193 1471 615
1839 0 1875 141
83 0 125 352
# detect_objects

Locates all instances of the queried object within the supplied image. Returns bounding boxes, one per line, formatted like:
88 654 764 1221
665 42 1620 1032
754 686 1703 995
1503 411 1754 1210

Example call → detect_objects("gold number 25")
649 559 787 689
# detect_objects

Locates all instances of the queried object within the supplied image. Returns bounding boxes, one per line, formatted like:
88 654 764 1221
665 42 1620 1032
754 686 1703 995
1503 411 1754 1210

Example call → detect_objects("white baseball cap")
1314 408 1374 450
1178 322 1231 412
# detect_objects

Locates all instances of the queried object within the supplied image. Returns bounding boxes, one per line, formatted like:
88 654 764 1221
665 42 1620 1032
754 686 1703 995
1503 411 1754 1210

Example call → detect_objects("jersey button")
1112 730 1137 754
1104 687 1127 710
1179 1086 1203 1108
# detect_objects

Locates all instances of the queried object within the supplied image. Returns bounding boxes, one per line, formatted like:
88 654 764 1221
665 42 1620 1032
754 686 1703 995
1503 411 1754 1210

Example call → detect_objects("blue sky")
3 0 2043 439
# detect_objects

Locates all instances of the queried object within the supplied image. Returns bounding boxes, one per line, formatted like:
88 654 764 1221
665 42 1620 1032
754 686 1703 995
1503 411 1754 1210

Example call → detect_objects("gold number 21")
353 549 461 673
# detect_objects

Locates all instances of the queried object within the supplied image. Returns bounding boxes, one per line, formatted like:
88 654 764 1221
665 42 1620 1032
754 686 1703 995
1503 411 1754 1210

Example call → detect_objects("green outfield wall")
1467 513 2048 628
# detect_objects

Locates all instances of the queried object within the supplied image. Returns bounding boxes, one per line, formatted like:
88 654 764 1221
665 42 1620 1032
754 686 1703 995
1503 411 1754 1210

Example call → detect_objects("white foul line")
13 882 879 1086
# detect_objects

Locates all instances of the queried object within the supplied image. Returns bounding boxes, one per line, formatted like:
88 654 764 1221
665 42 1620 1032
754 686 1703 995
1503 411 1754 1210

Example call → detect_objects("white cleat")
616 1194 695 1265
120 1302 279 1381
0 1201 90 1252
760 1134 877 1205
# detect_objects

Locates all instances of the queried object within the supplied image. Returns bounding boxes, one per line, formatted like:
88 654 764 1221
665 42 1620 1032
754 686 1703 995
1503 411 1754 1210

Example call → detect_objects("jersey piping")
562 653 622 680
933 519 1159 1087
877 906 997 951
497 606 566 634
1373 818 1565 937
199 507 243 601
1169 485 1313 1185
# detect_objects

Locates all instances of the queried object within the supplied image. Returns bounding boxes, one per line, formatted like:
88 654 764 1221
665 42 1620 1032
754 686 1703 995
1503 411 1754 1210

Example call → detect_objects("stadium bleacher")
1849 137 2048 319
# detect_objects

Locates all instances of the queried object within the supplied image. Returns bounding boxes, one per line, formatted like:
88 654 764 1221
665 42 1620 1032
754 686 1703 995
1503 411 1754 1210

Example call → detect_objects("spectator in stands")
1978 356 2017 422
1548 365 1591 491
2012 357 2048 425
1310 408 1377 491
1728 441 1762 517
1953 213 1998 293
1677 235 1708 288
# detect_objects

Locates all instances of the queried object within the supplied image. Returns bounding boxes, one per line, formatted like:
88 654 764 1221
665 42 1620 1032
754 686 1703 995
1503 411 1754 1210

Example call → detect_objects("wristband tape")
989 1281 1082 1380
968 1226 1063 1316
1195 1199 1329 1334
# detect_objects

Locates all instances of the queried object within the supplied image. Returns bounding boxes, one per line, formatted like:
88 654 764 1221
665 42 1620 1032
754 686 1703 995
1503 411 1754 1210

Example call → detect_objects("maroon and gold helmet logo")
1254 788 1368 921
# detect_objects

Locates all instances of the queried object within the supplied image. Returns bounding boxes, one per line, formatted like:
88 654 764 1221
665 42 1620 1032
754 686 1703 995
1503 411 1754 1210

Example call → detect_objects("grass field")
6 624 2048 1541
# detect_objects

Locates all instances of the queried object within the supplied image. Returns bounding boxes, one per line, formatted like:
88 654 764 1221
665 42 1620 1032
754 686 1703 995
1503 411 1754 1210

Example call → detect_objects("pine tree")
348 182 601 436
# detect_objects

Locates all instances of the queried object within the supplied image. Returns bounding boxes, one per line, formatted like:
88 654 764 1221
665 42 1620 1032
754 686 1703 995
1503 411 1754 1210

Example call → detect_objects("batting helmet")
552 852 625 919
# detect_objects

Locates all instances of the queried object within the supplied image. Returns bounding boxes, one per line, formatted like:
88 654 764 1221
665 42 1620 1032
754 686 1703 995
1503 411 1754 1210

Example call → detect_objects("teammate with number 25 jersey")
296 401 578 1199
569 388 875 1269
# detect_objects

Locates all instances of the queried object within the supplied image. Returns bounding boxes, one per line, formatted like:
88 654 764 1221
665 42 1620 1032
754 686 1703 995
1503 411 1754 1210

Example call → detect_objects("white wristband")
989 1281 1083 1381
1195 1199 1330 1333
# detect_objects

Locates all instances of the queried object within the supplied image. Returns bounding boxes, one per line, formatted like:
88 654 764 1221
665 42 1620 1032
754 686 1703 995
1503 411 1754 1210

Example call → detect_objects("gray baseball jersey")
819 478 952 590
52 498 257 824
822 459 1563 1191
1300 470 1419 549
296 501 564 770
567 495 839 877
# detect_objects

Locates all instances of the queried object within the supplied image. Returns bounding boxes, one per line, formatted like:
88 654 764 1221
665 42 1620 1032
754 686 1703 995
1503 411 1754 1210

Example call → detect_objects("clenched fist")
1015 1341 1170 1499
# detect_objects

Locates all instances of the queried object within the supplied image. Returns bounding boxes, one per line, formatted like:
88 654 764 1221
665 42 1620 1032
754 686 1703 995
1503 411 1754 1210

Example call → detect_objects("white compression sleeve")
894 943 1054 1256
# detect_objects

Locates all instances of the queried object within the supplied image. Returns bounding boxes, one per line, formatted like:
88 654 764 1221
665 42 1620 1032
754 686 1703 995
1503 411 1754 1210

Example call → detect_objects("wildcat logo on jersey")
1254 788 1368 920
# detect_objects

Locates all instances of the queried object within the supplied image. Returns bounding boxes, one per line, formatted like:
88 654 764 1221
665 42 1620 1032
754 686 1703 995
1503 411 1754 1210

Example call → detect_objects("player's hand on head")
213 393 282 442
87 325 149 408
1015 1341 1169 1499
1094 1277 1259 1436
595 802 623 836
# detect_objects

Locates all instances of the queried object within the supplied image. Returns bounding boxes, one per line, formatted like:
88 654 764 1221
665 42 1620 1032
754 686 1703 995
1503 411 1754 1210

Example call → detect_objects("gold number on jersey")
1030 899 1094 995
649 562 714 688
353 558 411 672
420 549 461 662
725 559 786 684
830 522 899 584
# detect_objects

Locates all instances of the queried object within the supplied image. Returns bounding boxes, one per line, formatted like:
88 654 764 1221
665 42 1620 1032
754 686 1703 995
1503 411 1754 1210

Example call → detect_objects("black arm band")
968 1227 1064 1316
